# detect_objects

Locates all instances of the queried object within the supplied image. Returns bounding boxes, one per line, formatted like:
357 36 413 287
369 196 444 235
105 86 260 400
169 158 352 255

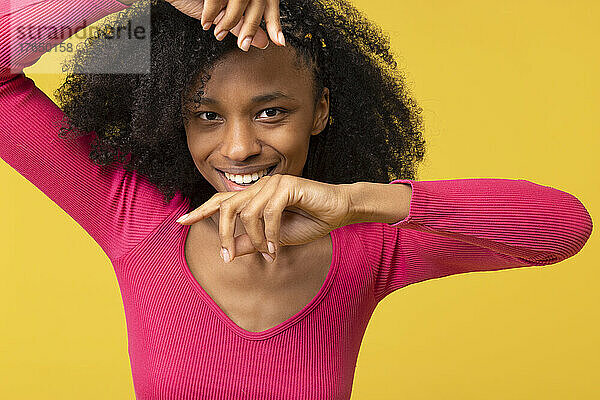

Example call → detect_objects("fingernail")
240 36 252 51
221 247 230 263
216 30 228 40
262 252 274 263
278 31 285 46
267 241 275 254
202 21 211 30
259 39 270 50
176 213 189 223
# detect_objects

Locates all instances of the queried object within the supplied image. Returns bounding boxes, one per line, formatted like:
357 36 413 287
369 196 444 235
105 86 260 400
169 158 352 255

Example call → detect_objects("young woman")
0 0 593 398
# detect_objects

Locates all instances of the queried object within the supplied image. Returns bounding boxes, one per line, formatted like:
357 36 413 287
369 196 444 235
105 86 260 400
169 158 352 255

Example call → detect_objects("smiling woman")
55 0 426 211
180 46 328 195
0 0 594 399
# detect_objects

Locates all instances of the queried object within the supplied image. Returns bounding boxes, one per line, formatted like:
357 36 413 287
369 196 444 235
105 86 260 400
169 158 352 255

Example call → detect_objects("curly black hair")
55 0 426 209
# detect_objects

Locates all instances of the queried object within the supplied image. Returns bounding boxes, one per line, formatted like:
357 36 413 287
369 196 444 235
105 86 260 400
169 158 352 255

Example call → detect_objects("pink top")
0 1 593 399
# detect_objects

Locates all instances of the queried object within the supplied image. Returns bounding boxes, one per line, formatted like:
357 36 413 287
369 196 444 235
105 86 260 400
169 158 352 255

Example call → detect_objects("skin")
176 45 345 333
183 46 329 192
181 44 331 262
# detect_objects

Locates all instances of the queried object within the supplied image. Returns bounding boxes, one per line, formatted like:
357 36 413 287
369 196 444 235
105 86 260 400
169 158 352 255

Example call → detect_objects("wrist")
345 181 412 225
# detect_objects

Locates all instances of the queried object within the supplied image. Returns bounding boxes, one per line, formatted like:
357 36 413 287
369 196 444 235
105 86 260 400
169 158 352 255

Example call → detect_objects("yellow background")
1 0 598 398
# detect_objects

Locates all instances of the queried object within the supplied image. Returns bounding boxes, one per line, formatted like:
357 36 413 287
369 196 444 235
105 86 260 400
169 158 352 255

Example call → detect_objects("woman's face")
183 45 330 193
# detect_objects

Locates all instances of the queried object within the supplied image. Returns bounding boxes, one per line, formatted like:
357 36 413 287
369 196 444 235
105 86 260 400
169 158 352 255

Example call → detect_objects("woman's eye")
196 111 221 121
195 108 286 121
257 108 286 119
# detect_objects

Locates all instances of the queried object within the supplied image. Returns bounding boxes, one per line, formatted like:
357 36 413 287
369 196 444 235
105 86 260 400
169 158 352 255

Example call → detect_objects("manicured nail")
262 252 274 263
240 36 252 51
176 213 189 223
215 30 228 40
278 31 285 46
267 241 275 254
221 247 230 263
202 21 211 30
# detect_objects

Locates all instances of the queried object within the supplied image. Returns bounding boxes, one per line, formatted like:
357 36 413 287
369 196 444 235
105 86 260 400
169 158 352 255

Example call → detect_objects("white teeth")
224 167 270 185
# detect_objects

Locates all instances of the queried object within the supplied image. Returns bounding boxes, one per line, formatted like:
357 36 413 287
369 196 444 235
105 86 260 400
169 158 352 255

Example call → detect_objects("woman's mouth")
216 165 277 191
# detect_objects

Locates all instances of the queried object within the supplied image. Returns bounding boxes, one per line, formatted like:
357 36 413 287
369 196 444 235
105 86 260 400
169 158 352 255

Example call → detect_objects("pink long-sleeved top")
0 1 593 399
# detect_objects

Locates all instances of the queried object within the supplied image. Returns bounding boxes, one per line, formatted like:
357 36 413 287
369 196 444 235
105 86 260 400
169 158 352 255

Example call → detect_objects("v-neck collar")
177 209 341 341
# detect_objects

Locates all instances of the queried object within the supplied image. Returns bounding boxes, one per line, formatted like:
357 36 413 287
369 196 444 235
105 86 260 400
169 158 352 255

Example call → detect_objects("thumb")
228 15 270 49
231 233 264 259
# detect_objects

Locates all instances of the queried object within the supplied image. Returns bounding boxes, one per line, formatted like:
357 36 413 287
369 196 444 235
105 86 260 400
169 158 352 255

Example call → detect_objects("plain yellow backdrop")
1 0 598 399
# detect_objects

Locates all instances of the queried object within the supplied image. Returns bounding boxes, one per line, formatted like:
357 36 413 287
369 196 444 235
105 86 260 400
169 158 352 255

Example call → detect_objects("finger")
213 7 226 26
241 218 273 262
263 176 291 257
218 197 239 263
169 0 204 20
201 0 226 30
250 27 269 49
229 15 269 49
238 176 279 258
264 0 285 46
176 192 236 225
235 0 266 51
213 0 250 40
232 232 266 258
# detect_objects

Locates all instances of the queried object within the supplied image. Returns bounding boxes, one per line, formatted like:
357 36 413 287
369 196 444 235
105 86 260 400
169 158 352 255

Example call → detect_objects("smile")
216 165 277 188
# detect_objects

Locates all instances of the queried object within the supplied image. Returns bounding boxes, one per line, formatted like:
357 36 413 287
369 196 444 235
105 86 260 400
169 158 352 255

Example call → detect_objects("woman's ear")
310 87 330 136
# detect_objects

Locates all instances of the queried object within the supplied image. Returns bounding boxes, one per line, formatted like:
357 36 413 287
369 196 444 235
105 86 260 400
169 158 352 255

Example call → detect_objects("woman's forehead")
196 46 315 98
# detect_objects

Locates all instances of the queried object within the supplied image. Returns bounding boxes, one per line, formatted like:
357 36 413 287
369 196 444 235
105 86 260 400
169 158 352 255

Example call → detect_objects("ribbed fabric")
0 1 593 399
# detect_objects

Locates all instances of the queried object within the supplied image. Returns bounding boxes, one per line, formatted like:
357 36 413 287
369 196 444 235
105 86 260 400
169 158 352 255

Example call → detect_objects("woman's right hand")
165 0 285 51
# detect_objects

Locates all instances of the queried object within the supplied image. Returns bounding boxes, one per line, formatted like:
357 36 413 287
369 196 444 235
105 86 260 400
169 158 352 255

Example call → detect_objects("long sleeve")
352 178 593 304
0 0 184 262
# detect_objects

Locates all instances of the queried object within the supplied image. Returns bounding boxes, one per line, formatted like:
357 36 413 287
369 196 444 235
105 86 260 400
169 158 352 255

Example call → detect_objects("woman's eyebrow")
250 91 299 104
197 91 299 105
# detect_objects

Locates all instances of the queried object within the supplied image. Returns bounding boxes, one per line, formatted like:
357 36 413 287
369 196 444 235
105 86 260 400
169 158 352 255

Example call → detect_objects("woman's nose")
219 124 262 161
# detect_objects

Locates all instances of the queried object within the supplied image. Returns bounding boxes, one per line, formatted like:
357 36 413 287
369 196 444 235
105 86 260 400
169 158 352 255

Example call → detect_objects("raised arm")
348 178 593 304
0 0 184 262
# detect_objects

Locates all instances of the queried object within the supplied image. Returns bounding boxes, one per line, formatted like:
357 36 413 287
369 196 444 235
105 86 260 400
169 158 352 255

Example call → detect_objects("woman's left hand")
176 174 354 263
